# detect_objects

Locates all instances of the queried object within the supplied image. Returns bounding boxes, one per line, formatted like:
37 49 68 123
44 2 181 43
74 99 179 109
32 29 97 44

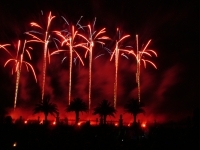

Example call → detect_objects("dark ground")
1 116 200 150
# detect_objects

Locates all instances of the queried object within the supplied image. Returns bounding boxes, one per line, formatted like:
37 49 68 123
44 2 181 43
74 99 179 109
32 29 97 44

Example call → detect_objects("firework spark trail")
53 20 86 105
110 29 130 108
136 35 157 103
136 35 140 104
42 34 48 102
80 18 110 111
123 35 157 103
88 41 92 112
14 40 24 110
114 43 119 109
26 12 55 101
4 40 37 110
69 36 73 106
0 44 12 56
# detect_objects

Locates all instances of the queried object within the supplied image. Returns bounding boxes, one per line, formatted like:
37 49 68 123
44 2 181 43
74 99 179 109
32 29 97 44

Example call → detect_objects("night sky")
0 0 199 123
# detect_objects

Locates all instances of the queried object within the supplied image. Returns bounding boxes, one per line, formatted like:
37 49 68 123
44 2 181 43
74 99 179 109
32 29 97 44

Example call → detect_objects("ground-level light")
141 123 146 128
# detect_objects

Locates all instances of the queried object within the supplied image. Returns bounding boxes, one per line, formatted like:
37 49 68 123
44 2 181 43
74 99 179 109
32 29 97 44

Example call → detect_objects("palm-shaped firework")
78 18 110 111
4 40 37 110
25 11 55 101
125 35 157 103
110 29 130 108
52 16 86 105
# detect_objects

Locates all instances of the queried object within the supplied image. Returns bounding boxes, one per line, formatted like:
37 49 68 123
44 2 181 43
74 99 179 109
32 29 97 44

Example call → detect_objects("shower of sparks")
0 10 159 110
110 29 130 108
4 40 37 110
52 17 87 105
124 35 157 103
25 11 55 101
78 17 110 111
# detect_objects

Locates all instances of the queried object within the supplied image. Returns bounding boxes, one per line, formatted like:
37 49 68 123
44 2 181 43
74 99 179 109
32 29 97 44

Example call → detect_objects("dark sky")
0 0 200 122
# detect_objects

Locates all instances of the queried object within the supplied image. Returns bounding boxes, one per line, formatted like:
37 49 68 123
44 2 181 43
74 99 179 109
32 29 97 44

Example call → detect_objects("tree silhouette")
66 98 88 124
124 99 145 124
93 99 116 125
33 95 58 123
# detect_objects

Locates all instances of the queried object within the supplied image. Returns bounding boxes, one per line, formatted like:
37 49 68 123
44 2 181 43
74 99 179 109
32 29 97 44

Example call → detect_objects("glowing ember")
141 122 146 128
13 142 17 147
53 121 56 125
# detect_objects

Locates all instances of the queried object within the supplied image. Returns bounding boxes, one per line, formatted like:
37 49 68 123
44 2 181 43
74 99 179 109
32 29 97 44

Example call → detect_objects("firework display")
1 12 157 110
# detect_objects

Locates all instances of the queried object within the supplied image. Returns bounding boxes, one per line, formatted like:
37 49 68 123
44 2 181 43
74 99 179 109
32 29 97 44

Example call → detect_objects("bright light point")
53 121 56 125
115 123 118 126
141 123 146 128
13 142 17 147
78 122 81 126
128 123 131 127
40 121 43 124
24 120 28 124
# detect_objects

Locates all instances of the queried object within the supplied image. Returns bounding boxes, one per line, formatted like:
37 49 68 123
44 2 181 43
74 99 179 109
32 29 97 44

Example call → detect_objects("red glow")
52 121 56 125
141 123 146 128
77 122 81 126
24 120 28 124
90 121 97 126
7 106 166 126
